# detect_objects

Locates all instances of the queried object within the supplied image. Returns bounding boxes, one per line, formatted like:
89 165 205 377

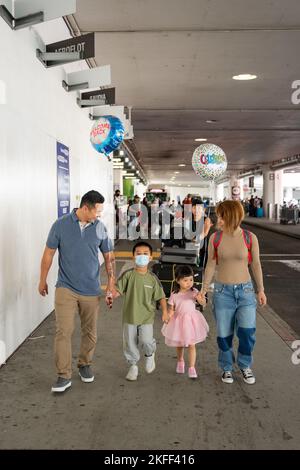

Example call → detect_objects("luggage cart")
280 207 299 225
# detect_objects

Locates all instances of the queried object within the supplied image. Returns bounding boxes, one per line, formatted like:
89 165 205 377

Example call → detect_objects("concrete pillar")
230 174 241 200
262 167 283 218
223 183 230 199
263 167 274 216
274 170 283 206
284 186 293 203
113 169 123 194
216 183 224 203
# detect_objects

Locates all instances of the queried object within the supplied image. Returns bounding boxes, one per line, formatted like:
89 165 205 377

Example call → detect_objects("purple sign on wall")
57 142 70 218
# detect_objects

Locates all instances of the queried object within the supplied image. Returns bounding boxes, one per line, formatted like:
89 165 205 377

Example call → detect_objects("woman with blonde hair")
198 200 267 385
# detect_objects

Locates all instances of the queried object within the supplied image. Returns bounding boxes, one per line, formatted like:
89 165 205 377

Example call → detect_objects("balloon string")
201 180 214 280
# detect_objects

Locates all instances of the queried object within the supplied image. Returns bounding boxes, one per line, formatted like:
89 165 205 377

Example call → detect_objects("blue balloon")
90 115 125 156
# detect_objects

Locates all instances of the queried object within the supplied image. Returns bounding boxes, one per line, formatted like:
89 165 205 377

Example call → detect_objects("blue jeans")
212 281 257 371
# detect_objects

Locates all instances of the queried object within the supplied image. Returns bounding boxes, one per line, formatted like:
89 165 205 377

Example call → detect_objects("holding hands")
162 306 174 324
105 288 120 308
195 291 207 307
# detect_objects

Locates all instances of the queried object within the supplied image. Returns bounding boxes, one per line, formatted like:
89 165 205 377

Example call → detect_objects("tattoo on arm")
104 252 116 279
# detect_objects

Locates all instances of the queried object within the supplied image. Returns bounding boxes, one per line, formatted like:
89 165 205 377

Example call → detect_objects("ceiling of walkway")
70 0 300 185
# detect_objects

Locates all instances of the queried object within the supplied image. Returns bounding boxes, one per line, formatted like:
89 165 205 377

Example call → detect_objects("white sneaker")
240 368 256 385
145 353 156 374
221 371 234 384
126 365 138 381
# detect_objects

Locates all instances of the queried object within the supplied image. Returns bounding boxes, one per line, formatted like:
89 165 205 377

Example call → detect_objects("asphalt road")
243 223 300 335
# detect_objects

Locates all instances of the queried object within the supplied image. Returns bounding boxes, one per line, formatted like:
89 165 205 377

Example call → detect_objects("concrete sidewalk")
244 216 300 240
0 276 300 449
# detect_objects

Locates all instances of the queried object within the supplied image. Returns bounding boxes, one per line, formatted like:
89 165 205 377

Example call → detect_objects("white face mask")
135 255 150 267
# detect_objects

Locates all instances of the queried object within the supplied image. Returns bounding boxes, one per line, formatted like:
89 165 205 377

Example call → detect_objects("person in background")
183 194 192 205
183 198 212 264
249 195 255 217
114 189 121 237
254 196 259 217
128 195 141 240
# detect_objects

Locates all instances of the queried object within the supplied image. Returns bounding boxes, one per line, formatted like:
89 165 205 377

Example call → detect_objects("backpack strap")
242 229 253 264
212 231 223 265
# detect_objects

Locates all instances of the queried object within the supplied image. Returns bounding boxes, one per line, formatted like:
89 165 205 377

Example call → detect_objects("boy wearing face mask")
110 242 168 381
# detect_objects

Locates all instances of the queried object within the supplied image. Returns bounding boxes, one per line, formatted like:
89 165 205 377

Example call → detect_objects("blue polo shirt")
46 209 113 296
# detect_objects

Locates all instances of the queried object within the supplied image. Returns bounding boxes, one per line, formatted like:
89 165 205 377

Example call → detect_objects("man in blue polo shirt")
39 190 115 393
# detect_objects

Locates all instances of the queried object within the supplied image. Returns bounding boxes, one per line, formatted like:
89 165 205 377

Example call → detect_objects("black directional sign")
45 32 95 67
81 87 115 105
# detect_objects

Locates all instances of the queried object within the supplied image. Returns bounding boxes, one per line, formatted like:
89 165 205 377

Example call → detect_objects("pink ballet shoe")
176 360 185 374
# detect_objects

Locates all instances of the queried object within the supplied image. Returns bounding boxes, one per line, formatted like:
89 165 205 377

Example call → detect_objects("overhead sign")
81 87 115 105
57 142 70 218
46 32 94 58
14 0 76 22
0 0 76 30
41 32 95 67
62 65 111 92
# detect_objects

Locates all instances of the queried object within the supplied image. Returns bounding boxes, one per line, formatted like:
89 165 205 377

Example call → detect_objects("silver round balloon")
192 143 227 181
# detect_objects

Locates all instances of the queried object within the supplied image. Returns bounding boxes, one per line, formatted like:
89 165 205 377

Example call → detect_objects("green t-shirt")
116 268 165 325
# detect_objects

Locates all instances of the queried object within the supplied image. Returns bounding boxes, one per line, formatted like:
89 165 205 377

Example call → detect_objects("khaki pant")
54 287 101 379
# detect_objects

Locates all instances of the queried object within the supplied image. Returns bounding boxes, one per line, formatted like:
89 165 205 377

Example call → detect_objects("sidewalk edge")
257 304 300 350
244 218 300 240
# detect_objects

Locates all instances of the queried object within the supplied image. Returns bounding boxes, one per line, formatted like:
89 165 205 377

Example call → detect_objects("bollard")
267 203 273 219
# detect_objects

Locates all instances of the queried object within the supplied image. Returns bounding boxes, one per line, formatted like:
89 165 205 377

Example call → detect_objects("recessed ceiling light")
205 120 217 124
178 164 186 167
232 74 257 81
195 138 207 142
174 171 180 174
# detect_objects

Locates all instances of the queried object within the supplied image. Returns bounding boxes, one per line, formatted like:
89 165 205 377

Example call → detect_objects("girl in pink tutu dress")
161 265 208 379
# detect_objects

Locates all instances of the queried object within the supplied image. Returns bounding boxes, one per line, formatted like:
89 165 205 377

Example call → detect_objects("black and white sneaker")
78 365 94 383
51 377 72 393
240 368 256 385
221 371 234 384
